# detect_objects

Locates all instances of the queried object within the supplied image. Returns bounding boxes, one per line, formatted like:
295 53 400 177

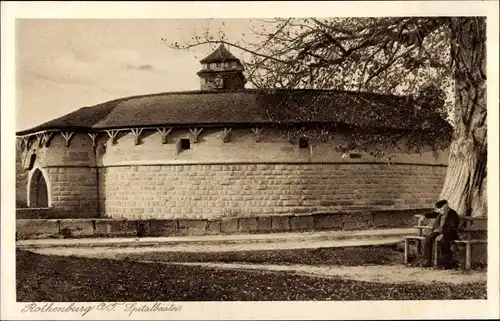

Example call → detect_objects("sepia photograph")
2 1 499 320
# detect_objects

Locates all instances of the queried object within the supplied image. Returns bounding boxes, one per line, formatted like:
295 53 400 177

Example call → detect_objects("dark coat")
425 209 460 238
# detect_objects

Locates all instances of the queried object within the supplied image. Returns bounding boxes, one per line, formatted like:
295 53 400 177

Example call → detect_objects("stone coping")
16 208 431 240
16 228 413 249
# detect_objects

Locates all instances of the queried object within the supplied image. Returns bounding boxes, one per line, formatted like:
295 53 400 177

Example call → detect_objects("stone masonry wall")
16 147 28 207
18 129 448 220
97 128 449 166
99 163 446 219
18 133 99 217
46 167 99 218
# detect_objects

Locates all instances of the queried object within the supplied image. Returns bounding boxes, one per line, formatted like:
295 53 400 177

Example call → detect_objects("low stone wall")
16 208 97 220
16 208 431 239
16 208 58 219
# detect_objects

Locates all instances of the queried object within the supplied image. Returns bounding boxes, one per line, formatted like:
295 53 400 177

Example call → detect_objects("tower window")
180 139 191 150
214 77 223 88
299 136 309 148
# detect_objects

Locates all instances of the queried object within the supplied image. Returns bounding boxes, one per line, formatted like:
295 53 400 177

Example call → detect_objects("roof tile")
16 88 452 136
199 44 241 64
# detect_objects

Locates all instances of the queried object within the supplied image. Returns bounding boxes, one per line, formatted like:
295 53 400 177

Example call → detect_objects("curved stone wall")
99 163 446 219
19 128 449 219
20 133 99 217
96 128 449 166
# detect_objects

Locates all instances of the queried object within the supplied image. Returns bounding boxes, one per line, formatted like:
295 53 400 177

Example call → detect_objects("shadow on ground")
114 243 486 270
118 244 404 266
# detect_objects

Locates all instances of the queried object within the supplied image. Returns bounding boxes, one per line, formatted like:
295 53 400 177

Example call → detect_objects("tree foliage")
166 18 453 121
165 17 487 216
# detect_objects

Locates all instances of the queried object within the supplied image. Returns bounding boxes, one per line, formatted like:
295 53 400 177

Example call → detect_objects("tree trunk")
439 18 487 217
440 135 487 216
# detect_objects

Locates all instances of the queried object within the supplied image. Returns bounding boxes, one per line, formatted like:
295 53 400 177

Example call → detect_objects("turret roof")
199 44 241 64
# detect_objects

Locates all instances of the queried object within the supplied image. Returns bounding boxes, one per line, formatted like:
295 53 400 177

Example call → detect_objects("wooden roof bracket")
189 128 203 143
221 127 232 143
24 136 34 153
35 133 43 147
105 130 120 145
44 132 56 147
251 127 263 142
130 128 144 145
88 133 99 148
35 132 55 148
17 136 29 152
60 131 75 148
156 127 173 144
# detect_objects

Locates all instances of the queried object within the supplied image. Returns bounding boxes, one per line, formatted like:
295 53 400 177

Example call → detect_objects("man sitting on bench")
422 199 460 269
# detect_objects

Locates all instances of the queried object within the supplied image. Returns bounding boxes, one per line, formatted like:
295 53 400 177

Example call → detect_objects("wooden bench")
403 214 429 263
405 214 487 270
434 217 487 269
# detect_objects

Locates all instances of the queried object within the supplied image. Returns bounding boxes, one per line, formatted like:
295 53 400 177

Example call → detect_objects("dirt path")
25 245 486 285
23 237 402 256
163 262 486 285
158 262 487 284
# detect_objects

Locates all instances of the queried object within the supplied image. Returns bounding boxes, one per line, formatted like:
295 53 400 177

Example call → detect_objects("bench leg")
404 239 409 264
433 239 440 267
465 243 472 270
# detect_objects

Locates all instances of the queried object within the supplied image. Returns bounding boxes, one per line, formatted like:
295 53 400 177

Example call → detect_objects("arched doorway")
29 168 48 208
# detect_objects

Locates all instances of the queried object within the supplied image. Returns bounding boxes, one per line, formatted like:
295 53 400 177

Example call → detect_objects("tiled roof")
199 44 241 64
16 88 452 136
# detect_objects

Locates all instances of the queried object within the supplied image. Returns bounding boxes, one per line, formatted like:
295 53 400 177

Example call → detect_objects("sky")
15 19 260 131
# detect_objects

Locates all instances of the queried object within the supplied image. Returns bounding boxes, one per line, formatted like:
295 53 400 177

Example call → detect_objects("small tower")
197 44 246 91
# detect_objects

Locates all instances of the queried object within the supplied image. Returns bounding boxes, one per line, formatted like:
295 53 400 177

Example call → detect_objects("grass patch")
17 249 486 301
